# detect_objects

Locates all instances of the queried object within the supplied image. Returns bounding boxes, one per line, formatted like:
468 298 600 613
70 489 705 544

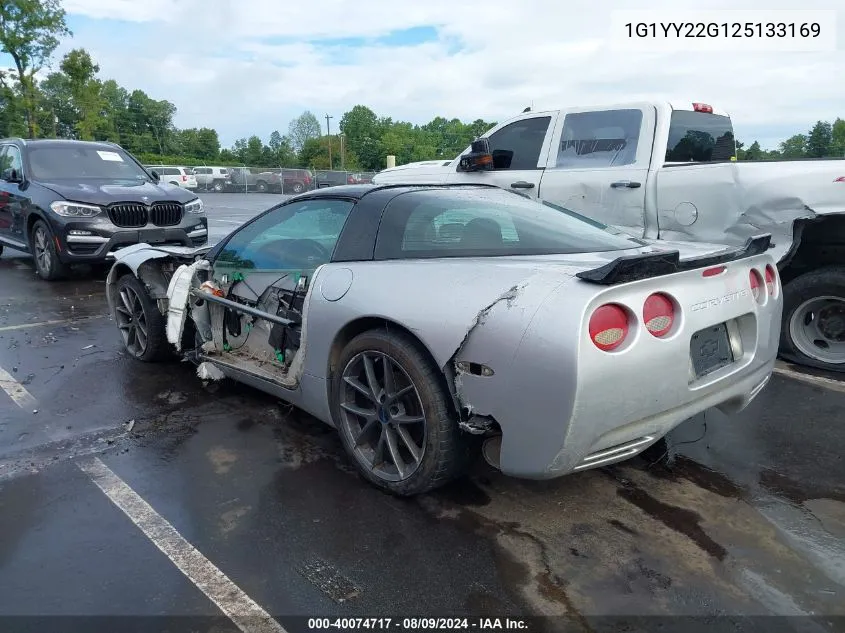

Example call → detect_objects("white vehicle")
192 166 231 192
146 165 198 190
373 101 845 373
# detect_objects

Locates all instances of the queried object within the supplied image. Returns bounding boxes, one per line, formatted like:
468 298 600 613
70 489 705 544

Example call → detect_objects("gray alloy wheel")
212 180 224 192
332 329 474 496
31 220 68 281
339 350 428 483
291 182 304 194
788 295 845 366
113 274 170 362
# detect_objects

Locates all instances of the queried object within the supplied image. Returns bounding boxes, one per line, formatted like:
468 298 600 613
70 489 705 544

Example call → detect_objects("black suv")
0 138 208 280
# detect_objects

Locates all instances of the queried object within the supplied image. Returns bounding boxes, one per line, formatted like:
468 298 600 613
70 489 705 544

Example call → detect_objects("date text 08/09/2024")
307 618 529 631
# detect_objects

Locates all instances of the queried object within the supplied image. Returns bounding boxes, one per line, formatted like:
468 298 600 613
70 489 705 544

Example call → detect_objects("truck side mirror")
457 138 494 172
1 168 22 184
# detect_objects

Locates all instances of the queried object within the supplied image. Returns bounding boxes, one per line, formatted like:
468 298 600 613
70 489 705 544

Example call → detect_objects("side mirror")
457 138 494 172
149 170 160 182
1 168 22 183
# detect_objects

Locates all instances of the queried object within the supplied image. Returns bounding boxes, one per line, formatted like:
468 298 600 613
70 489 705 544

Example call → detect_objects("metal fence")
142 163 377 194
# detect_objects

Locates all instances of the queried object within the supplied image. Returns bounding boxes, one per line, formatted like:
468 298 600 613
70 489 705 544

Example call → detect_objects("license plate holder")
143 229 166 244
690 323 734 378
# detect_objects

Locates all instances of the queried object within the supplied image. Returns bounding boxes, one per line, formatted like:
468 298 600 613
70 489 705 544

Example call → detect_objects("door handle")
510 181 535 189
610 180 641 189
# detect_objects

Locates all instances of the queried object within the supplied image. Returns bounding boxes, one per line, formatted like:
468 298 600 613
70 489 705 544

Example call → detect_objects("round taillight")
589 304 629 351
749 269 764 303
643 293 675 337
765 265 777 296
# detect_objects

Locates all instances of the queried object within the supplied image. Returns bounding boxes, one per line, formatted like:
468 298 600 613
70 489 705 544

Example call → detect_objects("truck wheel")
291 182 304 194
331 329 474 496
781 266 845 372
212 180 224 192
256 180 268 193
31 219 69 281
113 274 171 362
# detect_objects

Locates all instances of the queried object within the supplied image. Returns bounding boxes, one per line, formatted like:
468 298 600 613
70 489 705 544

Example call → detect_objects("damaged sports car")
107 183 782 495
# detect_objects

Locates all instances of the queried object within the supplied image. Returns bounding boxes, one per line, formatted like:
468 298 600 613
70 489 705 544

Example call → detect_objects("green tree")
744 141 764 160
778 134 807 159
806 120 833 158
59 48 103 140
832 118 845 157
288 110 321 153
0 0 70 137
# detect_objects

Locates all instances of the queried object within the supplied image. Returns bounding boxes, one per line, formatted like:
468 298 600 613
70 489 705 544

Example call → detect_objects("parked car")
145 165 198 190
0 138 207 280
314 170 349 188
193 166 231 192
283 169 313 194
107 183 780 495
226 167 277 193
373 101 845 374
347 172 373 184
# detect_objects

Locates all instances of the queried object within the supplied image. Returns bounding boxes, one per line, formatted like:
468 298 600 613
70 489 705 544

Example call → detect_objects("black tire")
30 219 69 281
331 329 474 496
0 243 4 257
780 266 845 373
256 180 268 193
212 180 224 192
113 273 171 362
291 182 304 194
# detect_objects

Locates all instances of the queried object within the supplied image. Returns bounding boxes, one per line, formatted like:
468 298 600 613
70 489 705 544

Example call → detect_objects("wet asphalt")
0 193 844 633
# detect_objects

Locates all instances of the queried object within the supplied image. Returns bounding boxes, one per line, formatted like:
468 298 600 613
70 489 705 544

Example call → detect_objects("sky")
2 0 844 151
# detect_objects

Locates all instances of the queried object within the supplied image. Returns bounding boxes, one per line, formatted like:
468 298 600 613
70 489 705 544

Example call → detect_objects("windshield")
374 188 644 260
26 146 153 181
665 111 736 163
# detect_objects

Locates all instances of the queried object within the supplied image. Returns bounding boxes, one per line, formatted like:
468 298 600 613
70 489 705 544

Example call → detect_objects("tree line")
2 0 843 172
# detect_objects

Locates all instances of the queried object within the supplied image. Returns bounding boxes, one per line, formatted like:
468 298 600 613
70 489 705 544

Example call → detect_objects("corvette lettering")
691 288 749 312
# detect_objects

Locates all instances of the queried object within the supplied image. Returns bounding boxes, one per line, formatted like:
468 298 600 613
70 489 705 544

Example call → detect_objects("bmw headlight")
50 201 102 218
185 199 204 214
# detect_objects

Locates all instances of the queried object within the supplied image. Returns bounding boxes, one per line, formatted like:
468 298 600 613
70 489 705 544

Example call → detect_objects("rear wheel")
212 180 224 192
0 244 4 257
781 266 845 372
31 219 69 281
113 274 170 362
332 329 473 496
291 182 304 194
256 180 268 193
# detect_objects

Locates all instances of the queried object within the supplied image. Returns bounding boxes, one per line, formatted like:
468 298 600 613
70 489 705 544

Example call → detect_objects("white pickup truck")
372 101 845 373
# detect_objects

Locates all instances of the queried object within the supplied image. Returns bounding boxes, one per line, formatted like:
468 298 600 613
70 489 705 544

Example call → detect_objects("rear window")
665 111 736 163
374 188 642 260
218 168 228 174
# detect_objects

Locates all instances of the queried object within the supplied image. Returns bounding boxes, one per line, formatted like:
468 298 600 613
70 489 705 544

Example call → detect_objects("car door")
447 113 557 198
539 104 656 237
0 144 28 249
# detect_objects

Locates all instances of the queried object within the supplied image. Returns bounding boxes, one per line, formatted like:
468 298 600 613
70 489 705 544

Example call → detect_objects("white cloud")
58 0 845 150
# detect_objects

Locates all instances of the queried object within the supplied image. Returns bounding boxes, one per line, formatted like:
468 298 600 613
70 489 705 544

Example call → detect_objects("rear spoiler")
576 234 772 285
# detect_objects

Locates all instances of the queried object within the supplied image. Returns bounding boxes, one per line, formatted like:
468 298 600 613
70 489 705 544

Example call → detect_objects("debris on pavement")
82 344 95 350
125 420 135 433
197 362 226 381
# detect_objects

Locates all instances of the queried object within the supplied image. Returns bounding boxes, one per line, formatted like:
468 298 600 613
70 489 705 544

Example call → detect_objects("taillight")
589 304 629 351
750 269 764 303
765 265 777 296
182 175 187 181
702 265 726 277
692 102 713 113
643 293 675 337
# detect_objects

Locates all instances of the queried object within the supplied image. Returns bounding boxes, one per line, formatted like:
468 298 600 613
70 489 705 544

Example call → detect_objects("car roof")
10 138 128 152
294 182 502 201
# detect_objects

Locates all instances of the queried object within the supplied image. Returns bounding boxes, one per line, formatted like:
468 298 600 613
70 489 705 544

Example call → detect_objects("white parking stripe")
78 457 287 633
773 362 845 394
0 365 38 409
0 315 106 333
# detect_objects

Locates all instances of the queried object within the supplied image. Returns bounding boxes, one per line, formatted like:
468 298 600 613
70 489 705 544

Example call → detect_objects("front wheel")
31 219 69 281
255 181 268 193
212 180 224 192
113 274 171 362
781 266 845 372
291 182 304 194
332 329 473 496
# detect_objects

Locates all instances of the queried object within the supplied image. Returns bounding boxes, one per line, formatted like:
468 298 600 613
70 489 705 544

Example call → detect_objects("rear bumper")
56 218 208 263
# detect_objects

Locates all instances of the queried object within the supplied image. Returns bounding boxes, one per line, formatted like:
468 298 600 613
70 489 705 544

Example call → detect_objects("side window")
215 199 355 271
556 109 643 168
486 116 551 170
0 146 10 172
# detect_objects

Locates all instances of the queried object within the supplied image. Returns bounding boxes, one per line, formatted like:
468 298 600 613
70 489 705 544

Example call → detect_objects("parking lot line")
0 315 106 333
773 362 845 394
78 457 287 633
0 365 38 409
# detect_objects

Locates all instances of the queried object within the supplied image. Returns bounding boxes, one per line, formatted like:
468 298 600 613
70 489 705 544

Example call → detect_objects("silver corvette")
107 184 782 495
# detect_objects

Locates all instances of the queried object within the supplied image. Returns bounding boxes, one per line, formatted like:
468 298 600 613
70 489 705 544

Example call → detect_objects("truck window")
487 116 551 170
665 111 736 163
556 109 643 168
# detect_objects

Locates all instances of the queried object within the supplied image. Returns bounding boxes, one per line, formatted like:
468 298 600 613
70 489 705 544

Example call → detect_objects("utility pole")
325 114 333 169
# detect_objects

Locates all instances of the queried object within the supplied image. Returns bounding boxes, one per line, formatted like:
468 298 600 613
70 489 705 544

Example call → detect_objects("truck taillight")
643 293 675 337
765 265 777 296
589 304 630 352
692 103 713 113
182 175 187 181
750 269 764 303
